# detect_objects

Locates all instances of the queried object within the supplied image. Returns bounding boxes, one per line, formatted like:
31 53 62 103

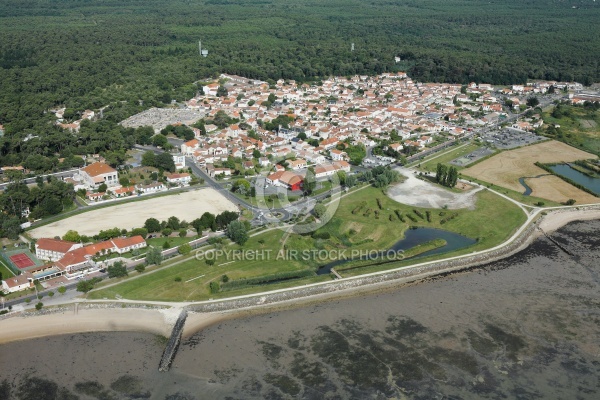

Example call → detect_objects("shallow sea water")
1 220 598 399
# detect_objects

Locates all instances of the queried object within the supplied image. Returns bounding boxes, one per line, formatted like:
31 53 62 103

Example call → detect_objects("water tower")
199 41 208 57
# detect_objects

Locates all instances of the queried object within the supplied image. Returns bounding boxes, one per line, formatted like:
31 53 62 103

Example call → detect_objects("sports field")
0 247 45 275
29 188 238 239
461 141 598 203
9 253 35 269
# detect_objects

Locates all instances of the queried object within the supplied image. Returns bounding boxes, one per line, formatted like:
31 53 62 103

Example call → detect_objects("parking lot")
481 128 545 149
450 147 495 167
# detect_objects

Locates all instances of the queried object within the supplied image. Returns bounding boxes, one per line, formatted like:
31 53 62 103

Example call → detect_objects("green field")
541 105 600 156
0 259 15 280
88 184 526 302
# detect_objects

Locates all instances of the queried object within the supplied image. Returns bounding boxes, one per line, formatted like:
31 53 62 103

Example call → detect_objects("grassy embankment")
540 105 600 156
88 185 526 302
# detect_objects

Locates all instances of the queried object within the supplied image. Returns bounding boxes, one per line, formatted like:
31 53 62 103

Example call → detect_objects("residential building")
266 171 304 191
80 162 119 188
1 273 33 294
166 172 192 185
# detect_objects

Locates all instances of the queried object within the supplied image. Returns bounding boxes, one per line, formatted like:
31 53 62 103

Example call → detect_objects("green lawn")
0 259 16 280
88 183 527 302
146 236 193 249
541 106 600 156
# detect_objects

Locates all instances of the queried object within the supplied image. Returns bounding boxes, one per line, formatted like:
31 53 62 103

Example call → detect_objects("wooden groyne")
539 228 575 256
158 310 188 372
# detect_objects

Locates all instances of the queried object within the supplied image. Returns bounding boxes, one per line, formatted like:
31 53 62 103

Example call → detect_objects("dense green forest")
0 0 599 165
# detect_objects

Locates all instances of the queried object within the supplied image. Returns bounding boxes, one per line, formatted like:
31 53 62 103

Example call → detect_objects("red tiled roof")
111 236 146 249
81 162 116 177
36 238 77 254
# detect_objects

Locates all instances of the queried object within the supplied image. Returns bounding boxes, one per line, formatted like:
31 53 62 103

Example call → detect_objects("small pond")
317 227 476 275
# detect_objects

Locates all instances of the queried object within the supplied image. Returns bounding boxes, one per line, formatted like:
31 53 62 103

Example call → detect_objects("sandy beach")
538 207 600 233
29 188 238 238
0 307 173 344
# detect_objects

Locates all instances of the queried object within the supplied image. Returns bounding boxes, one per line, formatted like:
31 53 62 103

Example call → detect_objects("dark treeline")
0 0 599 158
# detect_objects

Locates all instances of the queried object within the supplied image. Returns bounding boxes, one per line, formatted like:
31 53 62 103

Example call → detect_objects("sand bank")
0 307 172 344
539 207 600 233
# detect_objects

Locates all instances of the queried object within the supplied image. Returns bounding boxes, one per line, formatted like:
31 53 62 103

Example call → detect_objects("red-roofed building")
111 236 147 254
108 186 136 198
1 272 33 294
35 238 82 262
266 171 304 191
80 162 118 188
166 172 191 185
52 235 147 277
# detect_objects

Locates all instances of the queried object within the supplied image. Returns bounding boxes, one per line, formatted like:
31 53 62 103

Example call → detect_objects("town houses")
173 72 529 181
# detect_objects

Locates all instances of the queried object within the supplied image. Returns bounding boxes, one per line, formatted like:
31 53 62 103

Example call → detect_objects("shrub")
222 275 229 283
35 302 43 311
205 259 215 266
376 198 383 210
48 291 54 297
394 210 405 222
413 209 425 219
57 286 66 295
174 276 182 282
406 213 418 223
440 212 459 225
426 210 431 223
312 231 331 240
135 264 146 273
179 229 187 237
161 228 173 236
209 281 220 293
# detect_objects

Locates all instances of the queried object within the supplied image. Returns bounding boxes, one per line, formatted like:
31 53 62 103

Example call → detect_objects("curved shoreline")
1 206 599 345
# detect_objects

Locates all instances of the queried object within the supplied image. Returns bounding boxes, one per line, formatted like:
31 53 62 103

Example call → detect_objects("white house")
136 182 166 194
166 172 192 185
2 273 33 294
288 159 307 170
181 139 199 155
329 149 348 161
172 154 186 169
80 162 119 188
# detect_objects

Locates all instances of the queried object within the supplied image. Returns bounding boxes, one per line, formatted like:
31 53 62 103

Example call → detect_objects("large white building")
79 162 119 188
35 238 82 262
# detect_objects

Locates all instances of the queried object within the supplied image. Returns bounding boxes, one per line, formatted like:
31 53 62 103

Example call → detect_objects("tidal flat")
0 220 598 399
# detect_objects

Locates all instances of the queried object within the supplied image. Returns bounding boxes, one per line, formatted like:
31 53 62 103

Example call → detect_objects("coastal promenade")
1 204 599 345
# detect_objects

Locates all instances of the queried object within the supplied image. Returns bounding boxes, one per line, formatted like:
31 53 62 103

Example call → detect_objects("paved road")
0 169 79 191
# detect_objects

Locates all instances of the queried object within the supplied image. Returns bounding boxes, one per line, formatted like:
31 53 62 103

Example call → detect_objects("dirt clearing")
30 188 238 238
386 168 483 209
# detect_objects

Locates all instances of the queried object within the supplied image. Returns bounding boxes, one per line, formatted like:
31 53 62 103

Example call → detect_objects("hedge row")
440 212 459 224
220 270 316 291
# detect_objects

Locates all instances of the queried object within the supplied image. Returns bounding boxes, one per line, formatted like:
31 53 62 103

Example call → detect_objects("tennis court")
9 253 35 269
1 247 45 275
